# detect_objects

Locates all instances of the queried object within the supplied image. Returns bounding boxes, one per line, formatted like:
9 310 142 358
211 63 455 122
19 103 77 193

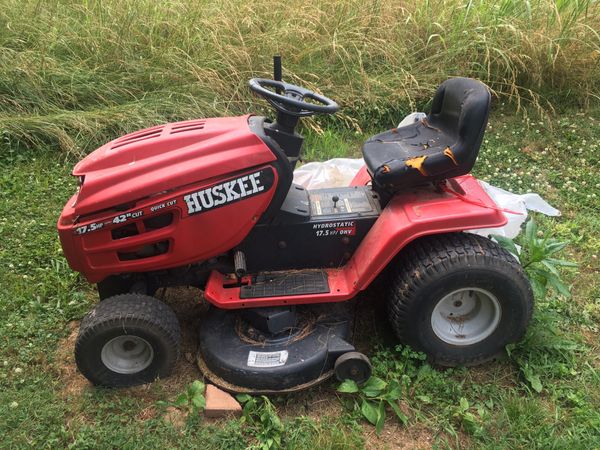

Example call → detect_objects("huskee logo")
183 168 274 215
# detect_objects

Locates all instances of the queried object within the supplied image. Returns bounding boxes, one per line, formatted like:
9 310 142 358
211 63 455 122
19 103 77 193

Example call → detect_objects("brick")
204 384 242 418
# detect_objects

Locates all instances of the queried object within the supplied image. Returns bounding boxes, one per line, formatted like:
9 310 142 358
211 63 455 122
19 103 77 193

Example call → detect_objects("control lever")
332 195 340 210
273 55 282 94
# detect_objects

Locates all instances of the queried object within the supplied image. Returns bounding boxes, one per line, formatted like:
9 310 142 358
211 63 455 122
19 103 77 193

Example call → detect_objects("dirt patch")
137 405 158 421
581 329 600 368
363 423 435 450
163 406 187 429
278 383 344 420
364 423 472 450
464 359 519 389
520 142 543 155
55 321 91 399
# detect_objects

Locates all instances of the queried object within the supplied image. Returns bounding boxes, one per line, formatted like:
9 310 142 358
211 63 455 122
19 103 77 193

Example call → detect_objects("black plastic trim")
248 116 295 224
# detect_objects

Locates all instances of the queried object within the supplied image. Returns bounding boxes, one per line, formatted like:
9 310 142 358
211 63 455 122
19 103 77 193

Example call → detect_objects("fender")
348 174 507 290
204 174 508 308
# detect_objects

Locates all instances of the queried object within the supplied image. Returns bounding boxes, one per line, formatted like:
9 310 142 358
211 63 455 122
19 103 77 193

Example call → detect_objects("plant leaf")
384 380 402 401
337 379 359 393
462 412 479 433
271 411 283 431
522 365 543 393
236 394 252 404
362 377 387 397
388 400 409 425
416 394 432 404
546 258 577 267
541 260 560 276
491 234 520 258
361 399 379 425
544 241 568 256
375 401 386 435
545 272 572 297
191 380 205 394
174 393 188 408
192 394 206 410
525 218 537 244
529 275 547 299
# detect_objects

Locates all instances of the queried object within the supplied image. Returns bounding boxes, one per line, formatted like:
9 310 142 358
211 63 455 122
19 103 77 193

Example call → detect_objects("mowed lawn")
0 106 598 449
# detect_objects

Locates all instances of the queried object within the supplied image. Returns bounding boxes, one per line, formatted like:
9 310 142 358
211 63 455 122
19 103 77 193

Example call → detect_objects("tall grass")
0 0 598 155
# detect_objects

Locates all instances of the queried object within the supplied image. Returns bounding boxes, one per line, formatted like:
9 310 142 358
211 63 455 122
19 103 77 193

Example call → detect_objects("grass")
0 0 599 155
1 106 598 448
0 0 599 448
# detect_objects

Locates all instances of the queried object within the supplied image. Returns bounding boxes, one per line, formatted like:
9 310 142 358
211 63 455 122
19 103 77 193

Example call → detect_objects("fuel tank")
58 115 280 282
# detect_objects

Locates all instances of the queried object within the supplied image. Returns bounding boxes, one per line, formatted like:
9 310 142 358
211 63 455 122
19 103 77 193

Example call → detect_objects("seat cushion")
362 77 490 191
363 119 457 189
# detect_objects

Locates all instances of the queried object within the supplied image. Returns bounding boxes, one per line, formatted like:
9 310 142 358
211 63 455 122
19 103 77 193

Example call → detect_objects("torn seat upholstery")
362 77 490 191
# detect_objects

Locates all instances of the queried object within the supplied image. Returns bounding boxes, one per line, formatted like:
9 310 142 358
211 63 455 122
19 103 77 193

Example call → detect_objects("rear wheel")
75 294 180 387
387 233 533 366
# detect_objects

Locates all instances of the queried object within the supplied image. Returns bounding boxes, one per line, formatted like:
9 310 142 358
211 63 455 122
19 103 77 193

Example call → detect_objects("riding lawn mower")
57 58 533 392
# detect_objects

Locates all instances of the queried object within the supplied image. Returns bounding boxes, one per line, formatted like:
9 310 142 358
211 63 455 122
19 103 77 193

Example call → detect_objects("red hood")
71 115 275 217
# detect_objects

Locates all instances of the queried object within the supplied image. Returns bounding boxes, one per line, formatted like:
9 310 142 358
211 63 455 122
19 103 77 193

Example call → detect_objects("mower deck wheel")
334 351 372 384
75 294 180 387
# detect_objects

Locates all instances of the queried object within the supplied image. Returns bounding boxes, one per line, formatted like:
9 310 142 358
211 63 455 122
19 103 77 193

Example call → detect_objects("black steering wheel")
249 78 339 117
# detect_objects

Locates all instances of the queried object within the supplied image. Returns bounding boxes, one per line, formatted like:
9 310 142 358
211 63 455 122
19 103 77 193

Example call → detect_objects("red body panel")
204 175 507 308
70 115 273 216
58 116 279 282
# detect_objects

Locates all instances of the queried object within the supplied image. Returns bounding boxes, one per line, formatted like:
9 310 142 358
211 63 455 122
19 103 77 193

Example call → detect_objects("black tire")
75 294 180 387
387 233 533 366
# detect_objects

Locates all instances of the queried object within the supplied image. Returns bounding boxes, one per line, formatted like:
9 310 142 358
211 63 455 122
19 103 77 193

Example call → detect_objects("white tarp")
470 181 559 238
293 158 365 190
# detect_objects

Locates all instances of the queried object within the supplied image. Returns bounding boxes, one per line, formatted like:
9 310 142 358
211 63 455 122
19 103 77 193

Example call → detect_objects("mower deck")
196 303 355 393
196 355 336 395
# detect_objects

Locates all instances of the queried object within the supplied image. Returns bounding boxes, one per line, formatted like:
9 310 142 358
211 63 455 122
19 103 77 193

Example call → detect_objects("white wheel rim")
101 335 154 374
431 288 501 346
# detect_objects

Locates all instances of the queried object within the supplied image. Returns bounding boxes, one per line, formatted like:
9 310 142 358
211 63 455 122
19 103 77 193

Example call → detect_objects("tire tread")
75 294 180 387
387 233 533 366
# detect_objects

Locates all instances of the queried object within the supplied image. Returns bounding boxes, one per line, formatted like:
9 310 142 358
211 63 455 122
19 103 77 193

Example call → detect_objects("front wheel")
75 294 181 387
387 233 533 366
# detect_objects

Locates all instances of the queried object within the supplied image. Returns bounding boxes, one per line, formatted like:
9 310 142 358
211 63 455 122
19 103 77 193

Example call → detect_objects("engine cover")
58 116 282 282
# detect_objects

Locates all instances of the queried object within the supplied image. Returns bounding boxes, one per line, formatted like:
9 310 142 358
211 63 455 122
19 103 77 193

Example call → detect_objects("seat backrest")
428 77 491 168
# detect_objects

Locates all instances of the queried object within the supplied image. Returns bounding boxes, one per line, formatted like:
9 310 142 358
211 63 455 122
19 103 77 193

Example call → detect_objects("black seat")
362 77 490 191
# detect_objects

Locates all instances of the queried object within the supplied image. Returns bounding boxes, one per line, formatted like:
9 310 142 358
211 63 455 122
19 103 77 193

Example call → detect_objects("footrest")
240 270 330 299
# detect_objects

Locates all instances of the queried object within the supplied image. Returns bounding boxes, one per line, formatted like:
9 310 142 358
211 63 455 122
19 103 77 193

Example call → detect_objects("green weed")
337 376 408 434
237 395 285 450
492 218 578 298
157 380 206 416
